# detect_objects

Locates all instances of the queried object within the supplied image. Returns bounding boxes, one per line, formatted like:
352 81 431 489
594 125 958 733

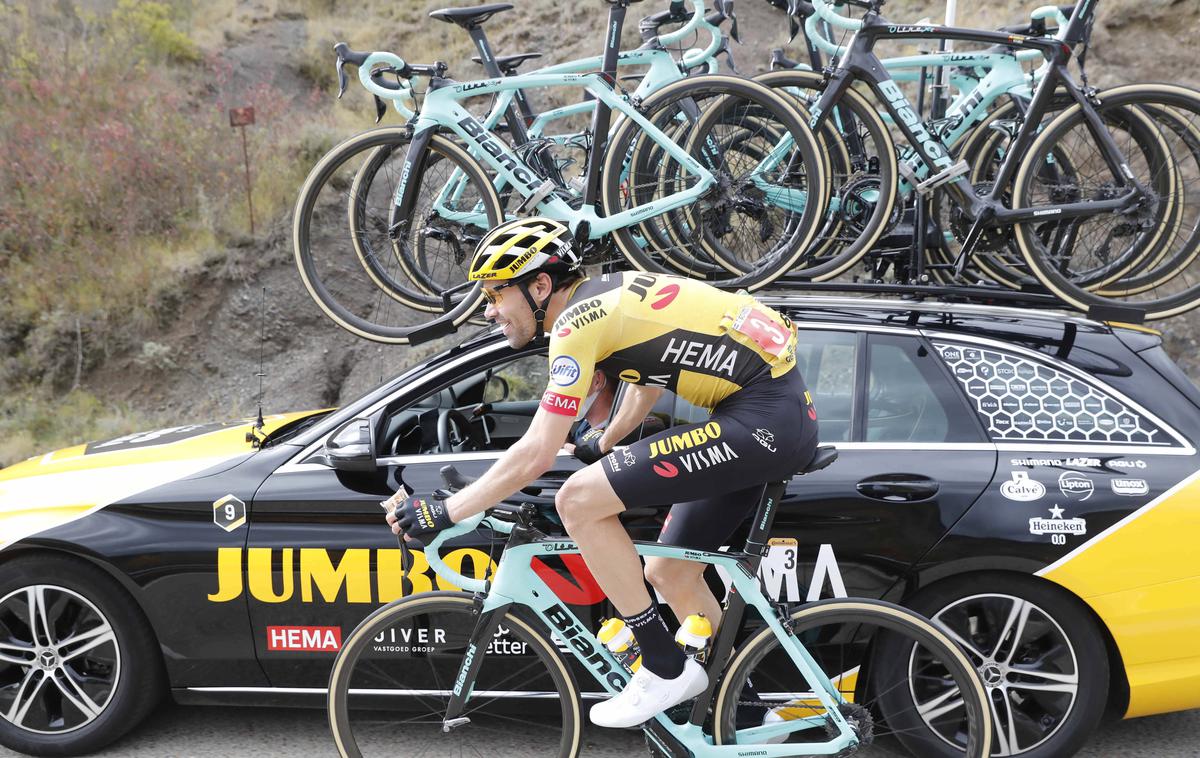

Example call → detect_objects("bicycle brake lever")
374 94 387 123
336 56 348 98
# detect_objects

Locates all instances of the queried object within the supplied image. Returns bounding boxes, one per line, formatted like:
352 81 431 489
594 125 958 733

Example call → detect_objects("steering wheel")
437 409 486 453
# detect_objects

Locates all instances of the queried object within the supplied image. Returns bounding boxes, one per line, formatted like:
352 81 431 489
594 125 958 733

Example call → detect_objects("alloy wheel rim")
0 584 121 734
910 592 1079 756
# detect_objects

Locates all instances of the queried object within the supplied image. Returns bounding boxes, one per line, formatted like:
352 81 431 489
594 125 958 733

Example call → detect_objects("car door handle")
856 474 939 502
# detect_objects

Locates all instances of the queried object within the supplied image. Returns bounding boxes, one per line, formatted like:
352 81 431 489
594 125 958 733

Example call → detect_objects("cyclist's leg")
646 484 765 629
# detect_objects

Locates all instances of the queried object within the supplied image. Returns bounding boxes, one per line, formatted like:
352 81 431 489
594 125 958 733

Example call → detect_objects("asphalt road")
2 702 1198 757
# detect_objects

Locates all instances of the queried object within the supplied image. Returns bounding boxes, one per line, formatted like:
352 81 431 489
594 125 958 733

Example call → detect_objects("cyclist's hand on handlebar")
573 427 608 465
388 491 456 548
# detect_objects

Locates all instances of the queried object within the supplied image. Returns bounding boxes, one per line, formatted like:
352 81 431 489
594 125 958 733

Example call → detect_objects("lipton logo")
652 461 679 478
267 626 341 652
1000 471 1044 501
651 284 680 310
1111 478 1149 496
1058 472 1093 501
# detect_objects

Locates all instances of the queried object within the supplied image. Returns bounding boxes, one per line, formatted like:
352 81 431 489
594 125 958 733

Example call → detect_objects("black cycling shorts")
602 368 819 551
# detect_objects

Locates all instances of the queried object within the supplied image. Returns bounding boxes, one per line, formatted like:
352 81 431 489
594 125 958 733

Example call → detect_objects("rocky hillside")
2 0 1199 465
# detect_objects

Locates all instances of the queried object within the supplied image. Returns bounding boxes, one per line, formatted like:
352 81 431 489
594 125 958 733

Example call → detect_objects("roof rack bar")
763 279 1064 308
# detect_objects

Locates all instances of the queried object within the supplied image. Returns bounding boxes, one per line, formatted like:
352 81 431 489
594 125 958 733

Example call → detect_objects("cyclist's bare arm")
600 384 664 452
443 407 576 522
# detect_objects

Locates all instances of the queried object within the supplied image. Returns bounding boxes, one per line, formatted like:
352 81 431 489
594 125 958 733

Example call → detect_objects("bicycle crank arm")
442 717 471 732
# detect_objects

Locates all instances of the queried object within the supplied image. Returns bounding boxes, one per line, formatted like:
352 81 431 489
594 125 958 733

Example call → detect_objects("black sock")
624 604 686 679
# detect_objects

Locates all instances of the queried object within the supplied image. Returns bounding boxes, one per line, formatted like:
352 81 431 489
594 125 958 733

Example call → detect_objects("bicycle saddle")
471 52 543 74
429 3 513 28
797 445 837 475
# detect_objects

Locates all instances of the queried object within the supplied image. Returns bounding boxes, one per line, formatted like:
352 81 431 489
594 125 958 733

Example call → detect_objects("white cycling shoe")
590 659 708 729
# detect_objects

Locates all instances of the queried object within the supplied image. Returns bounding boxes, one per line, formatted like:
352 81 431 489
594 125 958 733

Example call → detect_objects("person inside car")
565 369 667 453
385 217 818 728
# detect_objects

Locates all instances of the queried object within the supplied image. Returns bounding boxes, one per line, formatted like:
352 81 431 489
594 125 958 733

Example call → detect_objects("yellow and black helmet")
468 217 581 282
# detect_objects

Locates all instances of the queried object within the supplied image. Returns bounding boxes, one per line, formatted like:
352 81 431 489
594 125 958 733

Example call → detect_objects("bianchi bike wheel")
1014 84 1200 320
713 598 991 758
602 74 828 292
293 128 500 343
328 592 582 758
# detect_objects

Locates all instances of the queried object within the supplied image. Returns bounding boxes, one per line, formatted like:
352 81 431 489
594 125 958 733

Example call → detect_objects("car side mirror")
483 375 510 403
325 418 376 472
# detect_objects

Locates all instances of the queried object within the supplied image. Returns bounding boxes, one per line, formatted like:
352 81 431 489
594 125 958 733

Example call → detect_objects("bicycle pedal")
515 179 557 215
915 161 969 196
442 716 470 732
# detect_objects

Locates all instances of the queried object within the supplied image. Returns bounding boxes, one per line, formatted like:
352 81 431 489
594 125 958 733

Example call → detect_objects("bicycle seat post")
742 480 790 575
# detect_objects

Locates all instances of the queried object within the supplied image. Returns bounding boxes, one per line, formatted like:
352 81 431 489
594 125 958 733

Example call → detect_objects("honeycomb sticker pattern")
934 342 1168 444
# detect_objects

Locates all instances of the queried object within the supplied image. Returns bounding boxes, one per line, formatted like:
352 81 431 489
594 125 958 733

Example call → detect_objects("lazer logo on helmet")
457 115 538 187
649 422 722 458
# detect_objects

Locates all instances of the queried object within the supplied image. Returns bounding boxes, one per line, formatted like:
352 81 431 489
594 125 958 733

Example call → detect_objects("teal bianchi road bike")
326 451 993 757
293 0 829 344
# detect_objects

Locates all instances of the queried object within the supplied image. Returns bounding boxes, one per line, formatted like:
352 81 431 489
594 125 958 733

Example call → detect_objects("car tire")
0 554 166 756
901 572 1109 758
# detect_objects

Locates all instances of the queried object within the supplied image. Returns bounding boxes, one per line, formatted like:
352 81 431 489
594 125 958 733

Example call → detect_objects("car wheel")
0 555 165 756
905 573 1109 758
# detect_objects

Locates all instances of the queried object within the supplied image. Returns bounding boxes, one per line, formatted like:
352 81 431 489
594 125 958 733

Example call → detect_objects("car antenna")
246 286 268 449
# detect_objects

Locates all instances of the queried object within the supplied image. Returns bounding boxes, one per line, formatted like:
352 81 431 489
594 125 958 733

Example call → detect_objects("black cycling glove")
393 493 455 549
573 427 608 465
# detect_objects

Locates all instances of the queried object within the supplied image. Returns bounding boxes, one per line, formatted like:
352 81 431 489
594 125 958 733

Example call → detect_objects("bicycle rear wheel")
328 592 582 758
293 128 499 343
603 74 828 291
713 599 991 758
1014 84 1200 320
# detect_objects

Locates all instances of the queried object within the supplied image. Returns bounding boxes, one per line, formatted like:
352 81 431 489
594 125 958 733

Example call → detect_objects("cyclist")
386 217 819 728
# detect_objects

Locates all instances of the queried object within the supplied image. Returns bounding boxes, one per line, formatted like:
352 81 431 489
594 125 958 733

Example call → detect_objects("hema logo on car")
266 626 341 652
1000 471 1045 501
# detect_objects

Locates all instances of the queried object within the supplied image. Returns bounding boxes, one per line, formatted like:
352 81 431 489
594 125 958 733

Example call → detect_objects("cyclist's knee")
644 556 703 593
555 467 622 532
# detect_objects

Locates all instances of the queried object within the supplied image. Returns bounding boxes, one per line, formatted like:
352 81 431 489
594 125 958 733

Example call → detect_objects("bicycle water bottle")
675 613 713 662
598 618 642 673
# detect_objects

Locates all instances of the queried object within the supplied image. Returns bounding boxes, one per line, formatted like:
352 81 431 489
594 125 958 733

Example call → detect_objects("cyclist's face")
483 281 535 348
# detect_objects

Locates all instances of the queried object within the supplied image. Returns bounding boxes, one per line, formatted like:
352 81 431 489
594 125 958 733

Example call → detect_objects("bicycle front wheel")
713 599 991 758
328 592 582 758
293 128 500 343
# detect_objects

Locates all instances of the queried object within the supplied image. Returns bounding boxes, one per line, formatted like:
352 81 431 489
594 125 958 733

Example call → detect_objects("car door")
717 328 998 605
243 345 589 687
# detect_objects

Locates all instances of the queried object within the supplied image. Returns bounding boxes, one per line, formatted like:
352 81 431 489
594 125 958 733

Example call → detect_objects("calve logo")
1000 471 1045 502
266 626 341 652
541 391 580 417
550 356 581 387
653 461 679 478
651 284 680 310
649 422 722 458
1111 478 1150 496
1058 472 1093 501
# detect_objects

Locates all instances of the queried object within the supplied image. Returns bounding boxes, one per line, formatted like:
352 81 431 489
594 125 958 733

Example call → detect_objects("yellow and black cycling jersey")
540 272 799 416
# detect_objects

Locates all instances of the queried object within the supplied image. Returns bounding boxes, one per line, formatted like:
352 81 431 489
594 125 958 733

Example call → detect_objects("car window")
934 341 1173 445
663 330 858 442
866 335 980 442
796 330 857 442
382 351 548 456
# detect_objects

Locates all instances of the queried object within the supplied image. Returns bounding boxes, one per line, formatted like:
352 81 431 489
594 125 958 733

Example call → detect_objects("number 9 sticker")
213 494 247 532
